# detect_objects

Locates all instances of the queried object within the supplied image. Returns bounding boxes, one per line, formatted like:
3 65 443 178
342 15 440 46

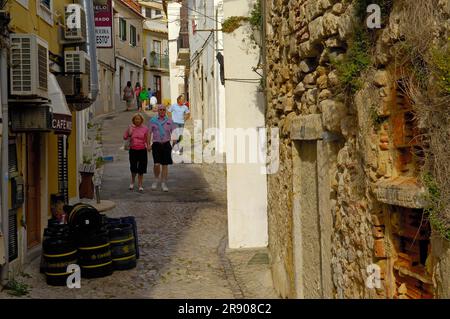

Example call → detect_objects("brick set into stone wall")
265 0 450 298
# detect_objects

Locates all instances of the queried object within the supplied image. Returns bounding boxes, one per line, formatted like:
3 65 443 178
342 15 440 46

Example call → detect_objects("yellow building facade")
5 0 80 273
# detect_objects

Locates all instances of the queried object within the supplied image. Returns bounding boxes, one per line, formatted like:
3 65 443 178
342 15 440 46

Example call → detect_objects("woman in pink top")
123 113 150 192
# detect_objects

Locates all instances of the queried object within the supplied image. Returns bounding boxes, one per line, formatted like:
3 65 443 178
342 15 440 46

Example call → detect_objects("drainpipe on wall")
84 0 99 102
0 45 9 285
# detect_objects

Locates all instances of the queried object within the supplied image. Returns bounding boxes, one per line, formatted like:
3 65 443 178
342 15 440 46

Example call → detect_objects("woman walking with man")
123 113 149 192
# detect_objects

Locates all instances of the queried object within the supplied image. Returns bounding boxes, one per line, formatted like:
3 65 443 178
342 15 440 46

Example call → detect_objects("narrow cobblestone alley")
0 110 277 299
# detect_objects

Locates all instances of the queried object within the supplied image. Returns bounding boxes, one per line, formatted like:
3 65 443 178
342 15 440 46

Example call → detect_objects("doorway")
290 114 337 299
26 133 41 249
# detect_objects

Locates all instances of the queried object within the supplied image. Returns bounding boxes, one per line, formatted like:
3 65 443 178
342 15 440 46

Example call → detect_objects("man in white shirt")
168 95 190 154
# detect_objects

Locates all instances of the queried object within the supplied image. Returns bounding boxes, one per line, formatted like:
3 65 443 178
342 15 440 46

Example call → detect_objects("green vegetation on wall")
222 0 261 33
331 26 371 93
431 45 450 95
422 173 450 241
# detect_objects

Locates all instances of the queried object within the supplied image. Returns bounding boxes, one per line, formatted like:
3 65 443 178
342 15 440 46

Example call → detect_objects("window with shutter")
130 25 137 47
8 209 18 262
119 18 127 42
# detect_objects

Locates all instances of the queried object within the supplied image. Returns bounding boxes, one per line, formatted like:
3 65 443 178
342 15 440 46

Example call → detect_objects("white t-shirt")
150 96 158 106
168 104 190 124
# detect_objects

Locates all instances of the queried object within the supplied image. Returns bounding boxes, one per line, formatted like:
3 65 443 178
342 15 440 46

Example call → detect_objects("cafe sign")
52 114 72 135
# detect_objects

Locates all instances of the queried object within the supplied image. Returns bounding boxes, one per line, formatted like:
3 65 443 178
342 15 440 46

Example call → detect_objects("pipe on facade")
0 46 9 285
84 0 99 102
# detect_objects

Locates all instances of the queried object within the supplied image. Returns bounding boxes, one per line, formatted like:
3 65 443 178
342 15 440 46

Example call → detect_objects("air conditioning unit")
56 74 90 98
10 104 52 132
77 74 90 98
64 50 91 74
56 75 76 95
64 4 87 41
10 34 49 99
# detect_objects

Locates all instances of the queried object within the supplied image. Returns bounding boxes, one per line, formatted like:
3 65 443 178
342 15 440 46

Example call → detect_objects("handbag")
124 126 133 151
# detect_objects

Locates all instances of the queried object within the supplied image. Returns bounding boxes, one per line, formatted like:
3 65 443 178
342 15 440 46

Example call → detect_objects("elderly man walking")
148 105 177 192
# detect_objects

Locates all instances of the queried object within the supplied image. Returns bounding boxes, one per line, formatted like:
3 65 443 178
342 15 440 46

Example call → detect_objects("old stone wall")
265 0 450 299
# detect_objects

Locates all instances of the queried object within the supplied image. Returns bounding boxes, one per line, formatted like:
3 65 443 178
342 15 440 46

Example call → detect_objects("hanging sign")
94 0 113 48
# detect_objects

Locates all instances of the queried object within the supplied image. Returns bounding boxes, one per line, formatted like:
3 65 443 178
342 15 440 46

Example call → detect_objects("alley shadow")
88 111 229 298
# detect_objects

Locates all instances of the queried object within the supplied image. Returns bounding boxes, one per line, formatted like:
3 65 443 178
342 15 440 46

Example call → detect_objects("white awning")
49 73 71 116
48 73 72 134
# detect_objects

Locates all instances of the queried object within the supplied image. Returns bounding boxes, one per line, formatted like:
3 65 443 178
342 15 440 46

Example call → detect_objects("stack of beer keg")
41 203 139 286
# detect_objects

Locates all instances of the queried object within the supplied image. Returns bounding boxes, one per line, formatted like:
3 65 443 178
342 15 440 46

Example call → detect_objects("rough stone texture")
321 99 347 133
374 177 426 209
291 114 323 141
266 0 448 299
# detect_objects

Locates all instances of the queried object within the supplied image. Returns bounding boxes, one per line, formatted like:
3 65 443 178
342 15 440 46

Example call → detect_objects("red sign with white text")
94 0 113 48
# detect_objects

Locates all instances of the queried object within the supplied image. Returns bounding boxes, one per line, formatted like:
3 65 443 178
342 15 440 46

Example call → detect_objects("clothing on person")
173 122 185 141
123 86 134 108
126 100 133 109
148 115 176 143
123 86 134 100
168 103 190 124
129 149 148 174
151 141 173 165
134 86 141 108
150 95 158 107
134 86 142 99
139 89 149 102
123 124 149 150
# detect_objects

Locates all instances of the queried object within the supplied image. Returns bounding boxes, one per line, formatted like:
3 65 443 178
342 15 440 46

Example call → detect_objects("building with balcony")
140 1 170 105
186 0 225 151
113 0 144 109
164 0 188 104
175 0 190 100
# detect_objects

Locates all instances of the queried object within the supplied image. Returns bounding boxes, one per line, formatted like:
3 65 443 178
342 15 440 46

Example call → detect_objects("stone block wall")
264 0 450 298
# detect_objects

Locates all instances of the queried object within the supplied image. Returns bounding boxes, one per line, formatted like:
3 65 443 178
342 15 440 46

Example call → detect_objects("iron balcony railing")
149 53 169 70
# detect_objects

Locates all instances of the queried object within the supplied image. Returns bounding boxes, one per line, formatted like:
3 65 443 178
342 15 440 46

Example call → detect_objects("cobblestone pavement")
0 110 278 299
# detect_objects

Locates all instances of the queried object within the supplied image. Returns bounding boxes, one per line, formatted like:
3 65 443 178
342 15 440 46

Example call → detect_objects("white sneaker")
151 181 158 190
129 184 134 190
161 182 169 192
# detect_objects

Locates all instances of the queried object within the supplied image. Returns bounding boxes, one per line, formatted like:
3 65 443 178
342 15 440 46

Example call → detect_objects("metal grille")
8 209 18 262
11 37 32 92
65 52 81 73
38 44 48 90
58 136 69 203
